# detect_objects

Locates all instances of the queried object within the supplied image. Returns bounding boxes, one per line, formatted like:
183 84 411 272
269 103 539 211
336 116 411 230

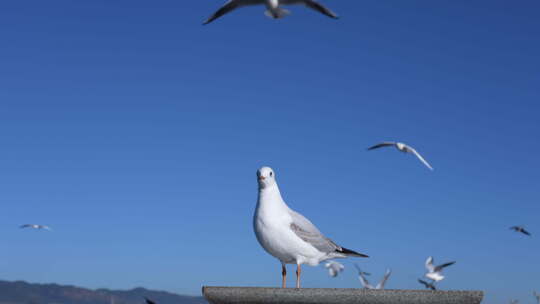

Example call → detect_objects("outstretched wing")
425 256 435 272
418 279 436 290
353 264 371 276
302 0 338 19
521 228 532 236
375 269 392 289
368 142 396 151
435 261 456 272
203 0 260 25
359 273 373 289
408 147 434 170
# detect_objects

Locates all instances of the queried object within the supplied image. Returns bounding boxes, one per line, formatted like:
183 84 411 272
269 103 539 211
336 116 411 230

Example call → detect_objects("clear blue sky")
0 1 539 303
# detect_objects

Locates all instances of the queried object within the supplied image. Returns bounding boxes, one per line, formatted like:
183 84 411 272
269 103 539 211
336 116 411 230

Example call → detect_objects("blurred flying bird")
20 224 51 231
533 291 540 304
418 279 437 290
203 0 339 25
368 142 434 170
356 267 392 290
324 261 345 277
144 297 156 304
510 300 519 304
510 226 531 236
424 256 455 282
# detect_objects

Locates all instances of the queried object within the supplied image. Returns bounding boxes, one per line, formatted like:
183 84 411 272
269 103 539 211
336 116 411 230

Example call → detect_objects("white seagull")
253 166 368 288
203 0 339 25
20 224 51 231
368 142 434 170
324 261 345 278
533 291 540 304
424 256 455 282
355 265 392 290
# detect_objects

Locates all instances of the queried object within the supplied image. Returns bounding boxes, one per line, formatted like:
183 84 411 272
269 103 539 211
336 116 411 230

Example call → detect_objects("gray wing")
203 0 261 25
20 224 32 229
289 209 340 253
425 256 435 272
408 147 434 170
301 0 338 19
368 142 396 150
434 261 455 272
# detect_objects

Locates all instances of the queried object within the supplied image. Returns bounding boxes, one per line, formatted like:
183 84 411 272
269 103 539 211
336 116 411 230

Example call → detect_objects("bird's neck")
257 184 288 213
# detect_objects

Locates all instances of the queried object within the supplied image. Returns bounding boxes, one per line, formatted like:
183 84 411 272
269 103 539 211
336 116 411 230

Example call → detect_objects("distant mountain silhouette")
0 280 207 304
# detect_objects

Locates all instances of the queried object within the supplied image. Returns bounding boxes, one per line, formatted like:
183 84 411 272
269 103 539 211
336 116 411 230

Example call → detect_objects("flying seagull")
510 300 519 304
510 226 531 236
20 224 51 231
424 256 455 282
533 291 540 304
356 267 392 290
368 142 434 170
324 261 345 278
203 0 339 25
144 297 156 304
254 166 368 288
418 279 437 291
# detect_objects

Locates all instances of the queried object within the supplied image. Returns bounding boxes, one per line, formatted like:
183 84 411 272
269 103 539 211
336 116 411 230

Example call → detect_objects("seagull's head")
257 166 276 189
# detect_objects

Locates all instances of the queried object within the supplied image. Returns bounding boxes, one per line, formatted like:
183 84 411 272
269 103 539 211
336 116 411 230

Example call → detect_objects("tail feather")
264 8 290 19
337 246 369 258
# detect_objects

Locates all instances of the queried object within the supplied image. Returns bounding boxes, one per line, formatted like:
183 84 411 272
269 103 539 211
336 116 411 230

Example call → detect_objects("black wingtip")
339 247 369 258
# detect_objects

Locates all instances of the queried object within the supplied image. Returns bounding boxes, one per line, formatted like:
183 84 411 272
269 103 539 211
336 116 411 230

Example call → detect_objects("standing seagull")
253 166 368 288
356 267 392 290
424 256 455 282
510 226 531 236
324 261 345 278
203 0 339 25
418 279 437 291
20 224 51 231
368 142 434 170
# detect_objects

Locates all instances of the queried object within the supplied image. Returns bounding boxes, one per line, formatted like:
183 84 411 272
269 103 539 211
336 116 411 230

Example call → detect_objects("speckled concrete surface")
202 287 483 304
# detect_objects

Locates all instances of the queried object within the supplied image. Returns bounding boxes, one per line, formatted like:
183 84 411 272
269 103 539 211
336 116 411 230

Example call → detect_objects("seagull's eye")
270 172 273 177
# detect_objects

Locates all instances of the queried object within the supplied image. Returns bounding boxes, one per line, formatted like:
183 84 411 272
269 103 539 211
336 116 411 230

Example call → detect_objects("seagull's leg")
281 264 287 288
295 264 301 288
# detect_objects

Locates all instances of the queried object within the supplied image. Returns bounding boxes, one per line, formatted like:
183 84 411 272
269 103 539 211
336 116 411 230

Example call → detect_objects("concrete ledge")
202 287 483 304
